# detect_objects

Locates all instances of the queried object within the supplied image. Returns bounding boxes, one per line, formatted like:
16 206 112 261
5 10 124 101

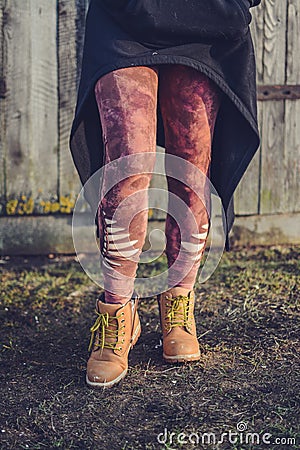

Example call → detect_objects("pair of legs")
94 64 221 304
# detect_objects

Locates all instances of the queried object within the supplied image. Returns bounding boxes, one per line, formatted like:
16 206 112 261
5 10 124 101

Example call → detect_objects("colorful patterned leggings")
95 64 221 304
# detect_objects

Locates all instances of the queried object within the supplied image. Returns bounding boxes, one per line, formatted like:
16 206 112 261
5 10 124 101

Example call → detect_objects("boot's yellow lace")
165 295 191 329
88 310 125 352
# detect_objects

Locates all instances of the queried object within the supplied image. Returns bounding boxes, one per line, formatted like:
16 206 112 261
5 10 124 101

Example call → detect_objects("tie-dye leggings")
95 64 221 303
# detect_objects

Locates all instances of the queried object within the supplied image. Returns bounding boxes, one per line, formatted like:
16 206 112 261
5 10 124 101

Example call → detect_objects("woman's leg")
159 64 221 291
87 66 158 388
94 66 158 304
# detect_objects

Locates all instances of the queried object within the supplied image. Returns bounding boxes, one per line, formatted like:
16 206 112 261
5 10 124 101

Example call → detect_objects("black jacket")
70 0 261 245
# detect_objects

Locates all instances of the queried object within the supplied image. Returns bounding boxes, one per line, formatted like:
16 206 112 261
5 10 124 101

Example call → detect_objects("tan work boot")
157 288 200 362
86 292 141 388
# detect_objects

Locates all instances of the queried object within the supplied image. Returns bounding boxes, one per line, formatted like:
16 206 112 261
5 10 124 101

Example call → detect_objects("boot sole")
163 351 201 363
86 320 141 388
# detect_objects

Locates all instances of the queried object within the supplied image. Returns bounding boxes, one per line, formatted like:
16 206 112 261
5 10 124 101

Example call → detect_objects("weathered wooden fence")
0 0 299 254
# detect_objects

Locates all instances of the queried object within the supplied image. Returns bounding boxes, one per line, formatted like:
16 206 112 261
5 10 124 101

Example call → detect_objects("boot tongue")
96 300 122 348
166 289 194 331
168 287 192 298
97 299 122 315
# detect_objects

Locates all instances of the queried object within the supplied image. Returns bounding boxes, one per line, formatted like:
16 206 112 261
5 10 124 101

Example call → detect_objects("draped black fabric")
69 0 261 247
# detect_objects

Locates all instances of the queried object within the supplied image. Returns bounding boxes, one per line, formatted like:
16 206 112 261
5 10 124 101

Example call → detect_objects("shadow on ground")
0 246 299 449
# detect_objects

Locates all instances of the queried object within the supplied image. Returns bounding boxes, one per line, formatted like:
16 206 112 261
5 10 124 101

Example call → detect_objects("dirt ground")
0 245 299 449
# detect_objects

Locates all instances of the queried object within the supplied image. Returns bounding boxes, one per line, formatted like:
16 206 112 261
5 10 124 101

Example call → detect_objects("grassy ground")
0 245 299 450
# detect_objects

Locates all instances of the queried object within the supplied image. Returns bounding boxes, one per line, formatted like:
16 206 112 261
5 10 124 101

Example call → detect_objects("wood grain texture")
0 0 6 204
260 100 286 213
234 103 262 215
3 0 58 200
234 2 264 215
284 0 300 212
260 0 288 214
58 0 81 198
250 0 265 85
286 0 299 85
0 0 299 224
75 0 89 84
263 0 287 83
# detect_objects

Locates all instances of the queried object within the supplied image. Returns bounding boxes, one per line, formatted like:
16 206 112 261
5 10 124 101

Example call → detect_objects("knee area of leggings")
169 183 209 208
167 178 195 194
123 174 152 192
171 184 196 205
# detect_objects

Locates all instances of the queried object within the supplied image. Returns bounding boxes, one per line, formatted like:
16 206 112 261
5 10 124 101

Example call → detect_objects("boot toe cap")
164 334 200 361
87 360 127 387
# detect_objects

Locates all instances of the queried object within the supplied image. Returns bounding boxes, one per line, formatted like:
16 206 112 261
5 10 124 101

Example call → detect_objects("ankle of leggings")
104 290 133 305
167 286 192 296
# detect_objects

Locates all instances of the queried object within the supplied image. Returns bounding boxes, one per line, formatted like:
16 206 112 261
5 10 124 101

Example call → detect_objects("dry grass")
0 246 299 449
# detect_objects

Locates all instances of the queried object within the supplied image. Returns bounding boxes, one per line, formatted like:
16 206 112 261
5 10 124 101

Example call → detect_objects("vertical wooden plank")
4 0 58 200
284 0 300 212
58 0 81 198
0 0 6 211
250 0 265 85
263 1 287 81
234 106 262 215
75 0 89 87
260 0 287 214
286 0 300 84
234 2 265 215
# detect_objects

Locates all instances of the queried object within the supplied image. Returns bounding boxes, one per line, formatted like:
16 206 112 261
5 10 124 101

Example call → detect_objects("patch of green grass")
0 246 299 449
